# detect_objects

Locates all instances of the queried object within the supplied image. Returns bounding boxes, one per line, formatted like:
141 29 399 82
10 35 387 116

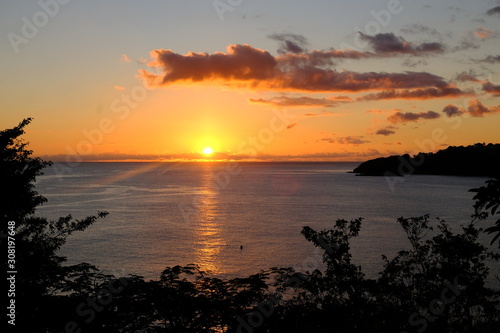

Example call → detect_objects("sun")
202 147 213 155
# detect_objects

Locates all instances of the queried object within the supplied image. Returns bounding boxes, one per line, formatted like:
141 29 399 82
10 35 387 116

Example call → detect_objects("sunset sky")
1 0 500 162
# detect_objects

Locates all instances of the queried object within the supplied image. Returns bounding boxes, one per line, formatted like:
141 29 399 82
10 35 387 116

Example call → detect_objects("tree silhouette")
471 177 500 247
1 118 108 331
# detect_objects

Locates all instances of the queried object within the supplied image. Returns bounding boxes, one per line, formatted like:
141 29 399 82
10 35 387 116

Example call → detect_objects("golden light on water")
193 166 224 274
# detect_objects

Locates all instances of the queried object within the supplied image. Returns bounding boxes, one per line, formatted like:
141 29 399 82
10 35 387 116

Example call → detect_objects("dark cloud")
272 32 446 68
359 32 445 55
141 44 450 92
376 127 397 136
268 33 309 54
481 55 500 63
277 49 372 68
452 37 480 51
249 95 349 107
454 70 480 82
140 44 277 85
387 111 440 123
280 69 448 92
275 33 446 68
442 104 465 117
401 58 428 68
483 82 500 95
487 6 500 16
442 100 500 118
359 87 471 101
286 123 298 129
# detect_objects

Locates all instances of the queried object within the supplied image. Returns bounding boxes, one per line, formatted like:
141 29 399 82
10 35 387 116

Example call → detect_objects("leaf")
490 232 500 247
492 204 499 215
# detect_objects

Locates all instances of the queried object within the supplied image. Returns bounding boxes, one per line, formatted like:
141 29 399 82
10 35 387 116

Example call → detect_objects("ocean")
35 162 499 285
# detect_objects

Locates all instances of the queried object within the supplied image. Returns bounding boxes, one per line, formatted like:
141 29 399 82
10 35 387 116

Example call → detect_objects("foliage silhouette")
2 119 500 332
1 118 109 331
471 177 500 247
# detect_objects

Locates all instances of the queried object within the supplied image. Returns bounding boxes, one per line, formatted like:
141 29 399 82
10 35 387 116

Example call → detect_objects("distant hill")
352 143 500 177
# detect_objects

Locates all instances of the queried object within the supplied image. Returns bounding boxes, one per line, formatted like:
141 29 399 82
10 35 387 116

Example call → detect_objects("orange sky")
1 1 499 162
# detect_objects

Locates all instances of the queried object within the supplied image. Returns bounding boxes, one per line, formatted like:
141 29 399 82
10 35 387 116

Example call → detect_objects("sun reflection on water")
193 165 225 274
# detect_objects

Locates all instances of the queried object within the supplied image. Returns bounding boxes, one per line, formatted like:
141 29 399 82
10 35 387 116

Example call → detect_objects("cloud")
140 44 278 85
42 151 382 162
482 81 500 95
268 33 309 54
473 27 497 40
467 99 500 117
487 6 500 16
400 24 442 39
359 32 445 55
387 111 440 123
365 109 383 114
271 33 446 70
320 135 370 145
448 6 466 22
272 32 447 67
365 109 395 114
249 95 350 107
121 54 131 63
140 44 450 92
376 127 397 136
338 136 370 145
253 150 383 161
114 85 125 90
480 55 500 63
358 87 471 101
286 123 298 129
453 37 480 51
42 152 220 162
302 110 339 118
401 58 428 68
454 70 480 82
442 100 500 118
279 69 447 92
442 104 465 117
277 49 372 68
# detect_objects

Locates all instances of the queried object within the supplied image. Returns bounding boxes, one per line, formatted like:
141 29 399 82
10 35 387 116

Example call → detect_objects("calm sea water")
35 162 499 285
